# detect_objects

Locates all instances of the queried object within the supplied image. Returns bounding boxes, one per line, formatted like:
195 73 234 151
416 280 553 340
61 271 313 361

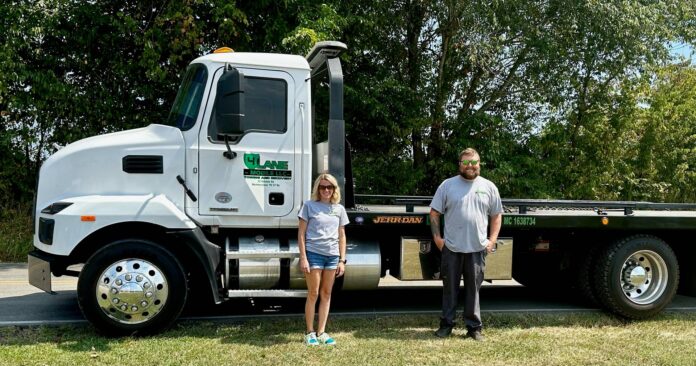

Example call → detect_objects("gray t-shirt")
430 176 503 253
298 200 350 256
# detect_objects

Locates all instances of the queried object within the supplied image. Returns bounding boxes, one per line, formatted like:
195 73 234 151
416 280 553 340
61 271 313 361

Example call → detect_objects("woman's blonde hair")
311 173 341 204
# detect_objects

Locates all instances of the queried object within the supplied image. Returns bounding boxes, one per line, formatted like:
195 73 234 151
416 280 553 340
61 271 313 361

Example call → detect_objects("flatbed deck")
346 196 696 230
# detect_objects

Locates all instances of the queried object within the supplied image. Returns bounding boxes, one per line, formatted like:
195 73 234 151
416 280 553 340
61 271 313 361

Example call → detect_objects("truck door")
198 67 296 217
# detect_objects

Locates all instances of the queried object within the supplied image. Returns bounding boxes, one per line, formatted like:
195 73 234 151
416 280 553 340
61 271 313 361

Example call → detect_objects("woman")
298 173 348 346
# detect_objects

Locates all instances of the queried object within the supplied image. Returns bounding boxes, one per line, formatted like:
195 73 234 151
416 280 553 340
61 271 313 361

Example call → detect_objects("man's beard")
459 169 479 180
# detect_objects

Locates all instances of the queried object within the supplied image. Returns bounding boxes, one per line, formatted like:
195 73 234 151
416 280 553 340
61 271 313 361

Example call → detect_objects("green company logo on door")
243 153 291 179
244 153 288 170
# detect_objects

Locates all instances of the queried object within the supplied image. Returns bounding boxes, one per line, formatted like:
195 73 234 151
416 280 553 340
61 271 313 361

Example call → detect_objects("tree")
0 0 249 204
338 0 696 198
630 64 696 202
2 0 695 205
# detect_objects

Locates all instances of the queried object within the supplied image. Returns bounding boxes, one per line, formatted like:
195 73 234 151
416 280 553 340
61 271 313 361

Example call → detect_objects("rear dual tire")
572 244 601 306
593 235 678 319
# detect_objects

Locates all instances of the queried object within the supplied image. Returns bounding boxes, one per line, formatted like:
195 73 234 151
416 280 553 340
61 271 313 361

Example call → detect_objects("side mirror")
215 67 245 137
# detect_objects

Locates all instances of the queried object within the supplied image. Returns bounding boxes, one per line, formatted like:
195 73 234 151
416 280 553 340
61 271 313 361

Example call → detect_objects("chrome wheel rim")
620 250 668 305
96 258 168 324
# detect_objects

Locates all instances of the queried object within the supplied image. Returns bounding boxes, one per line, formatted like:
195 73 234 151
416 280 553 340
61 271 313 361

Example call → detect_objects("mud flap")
28 253 55 294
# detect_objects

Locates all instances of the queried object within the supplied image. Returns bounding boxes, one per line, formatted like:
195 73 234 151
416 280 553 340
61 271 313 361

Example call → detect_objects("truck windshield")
165 64 208 130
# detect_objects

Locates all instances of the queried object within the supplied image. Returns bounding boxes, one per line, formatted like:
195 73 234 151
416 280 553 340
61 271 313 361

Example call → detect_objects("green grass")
0 206 33 262
1 313 695 365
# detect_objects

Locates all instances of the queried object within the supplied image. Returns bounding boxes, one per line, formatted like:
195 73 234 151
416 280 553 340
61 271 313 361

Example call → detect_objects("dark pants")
440 245 486 331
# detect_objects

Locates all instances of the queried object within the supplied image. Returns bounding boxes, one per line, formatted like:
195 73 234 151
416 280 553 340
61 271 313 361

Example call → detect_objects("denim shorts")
306 250 339 270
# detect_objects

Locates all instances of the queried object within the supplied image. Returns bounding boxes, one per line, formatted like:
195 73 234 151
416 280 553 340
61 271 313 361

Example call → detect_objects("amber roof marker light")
213 47 234 54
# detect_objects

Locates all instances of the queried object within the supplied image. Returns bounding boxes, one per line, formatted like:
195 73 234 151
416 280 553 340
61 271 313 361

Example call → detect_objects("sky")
669 42 695 64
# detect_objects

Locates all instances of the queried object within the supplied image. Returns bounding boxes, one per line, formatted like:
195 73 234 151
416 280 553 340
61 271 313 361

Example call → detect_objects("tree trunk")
406 0 426 172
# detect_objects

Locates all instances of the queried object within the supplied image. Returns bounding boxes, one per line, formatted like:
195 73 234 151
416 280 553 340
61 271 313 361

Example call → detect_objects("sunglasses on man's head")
459 159 479 166
319 185 335 191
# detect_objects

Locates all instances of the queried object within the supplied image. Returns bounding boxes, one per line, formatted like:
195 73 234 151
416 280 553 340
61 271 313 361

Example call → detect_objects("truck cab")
29 42 368 336
172 50 311 228
32 43 347 260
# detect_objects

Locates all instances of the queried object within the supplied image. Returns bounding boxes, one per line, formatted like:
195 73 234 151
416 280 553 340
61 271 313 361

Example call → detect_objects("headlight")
41 202 73 215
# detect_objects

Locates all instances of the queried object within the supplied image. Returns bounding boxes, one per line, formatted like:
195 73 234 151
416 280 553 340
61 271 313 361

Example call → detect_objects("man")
429 148 503 341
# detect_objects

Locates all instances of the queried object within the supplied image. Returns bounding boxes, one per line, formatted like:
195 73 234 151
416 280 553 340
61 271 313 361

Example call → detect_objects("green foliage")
0 204 33 262
1 0 252 205
339 0 696 199
535 62 696 202
1 0 695 221
281 3 346 54
631 64 696 202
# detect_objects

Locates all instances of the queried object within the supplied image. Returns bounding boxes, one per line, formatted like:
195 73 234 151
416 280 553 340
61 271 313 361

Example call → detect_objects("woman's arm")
336 226 347 277
298 218 310 273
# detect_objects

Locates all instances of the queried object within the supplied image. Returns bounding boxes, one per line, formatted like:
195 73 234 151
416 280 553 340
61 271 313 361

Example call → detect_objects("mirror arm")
222 135 237 160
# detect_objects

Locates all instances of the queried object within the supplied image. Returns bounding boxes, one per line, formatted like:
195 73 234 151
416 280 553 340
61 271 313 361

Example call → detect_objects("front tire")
77 239 188 336
594 235 678 319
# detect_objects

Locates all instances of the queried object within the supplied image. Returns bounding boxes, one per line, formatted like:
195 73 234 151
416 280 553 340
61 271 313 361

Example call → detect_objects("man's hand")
433 236 445 251
485 239 496 254
487 214 502 254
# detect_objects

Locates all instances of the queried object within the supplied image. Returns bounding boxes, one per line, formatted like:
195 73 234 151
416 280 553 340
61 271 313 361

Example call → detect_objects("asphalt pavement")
2 263 696 327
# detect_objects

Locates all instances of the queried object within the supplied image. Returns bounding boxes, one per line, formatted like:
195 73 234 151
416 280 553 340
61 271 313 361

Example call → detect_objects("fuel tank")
224 234 381 290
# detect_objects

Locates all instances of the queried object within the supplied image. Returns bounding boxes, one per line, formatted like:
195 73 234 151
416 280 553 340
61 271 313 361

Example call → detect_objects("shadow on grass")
0 324 112 353
330 312 637 342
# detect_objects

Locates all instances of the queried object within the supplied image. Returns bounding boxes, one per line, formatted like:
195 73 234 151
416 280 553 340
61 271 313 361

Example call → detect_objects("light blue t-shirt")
430 176 503 253
298 200 349 256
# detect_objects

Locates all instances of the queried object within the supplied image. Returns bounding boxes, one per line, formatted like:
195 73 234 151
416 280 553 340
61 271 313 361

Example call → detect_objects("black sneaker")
434 325 453 338
466 329 484 341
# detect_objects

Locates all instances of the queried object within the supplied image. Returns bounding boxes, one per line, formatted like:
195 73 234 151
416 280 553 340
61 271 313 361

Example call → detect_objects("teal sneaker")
305 332 319 346
317 332 336 345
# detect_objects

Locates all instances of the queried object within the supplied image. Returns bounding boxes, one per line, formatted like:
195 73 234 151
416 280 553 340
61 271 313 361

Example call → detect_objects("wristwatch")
339 258 347 264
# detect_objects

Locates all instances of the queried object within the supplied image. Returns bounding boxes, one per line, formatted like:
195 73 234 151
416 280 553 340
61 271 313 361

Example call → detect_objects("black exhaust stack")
306 41 354 208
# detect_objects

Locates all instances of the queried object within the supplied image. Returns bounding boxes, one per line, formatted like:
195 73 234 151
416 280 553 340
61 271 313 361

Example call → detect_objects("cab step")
226 289 308 298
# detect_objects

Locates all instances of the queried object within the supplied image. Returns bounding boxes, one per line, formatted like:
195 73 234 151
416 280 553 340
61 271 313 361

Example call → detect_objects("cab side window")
208 76 287 141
